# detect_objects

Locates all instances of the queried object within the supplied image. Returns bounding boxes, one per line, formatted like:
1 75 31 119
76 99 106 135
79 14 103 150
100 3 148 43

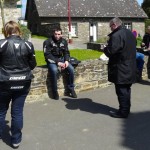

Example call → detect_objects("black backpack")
69 57 81 67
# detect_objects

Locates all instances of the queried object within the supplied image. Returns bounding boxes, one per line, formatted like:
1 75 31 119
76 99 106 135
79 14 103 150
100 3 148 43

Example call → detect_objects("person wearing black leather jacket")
0 21 36 148
43 27 77 100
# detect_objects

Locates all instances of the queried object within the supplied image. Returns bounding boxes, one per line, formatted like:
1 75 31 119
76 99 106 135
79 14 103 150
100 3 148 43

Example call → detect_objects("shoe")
109 111 128 118
64 89 77 98
53 91 59 100
70 89 77 98
12 142 20 148
64 90 70 96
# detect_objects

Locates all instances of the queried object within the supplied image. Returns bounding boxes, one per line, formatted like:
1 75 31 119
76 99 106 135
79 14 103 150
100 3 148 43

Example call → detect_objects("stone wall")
132 22 145 37
34 18 145 43
26 59 111 103
26 57 148 103
0 0 21 33
97 22 110 39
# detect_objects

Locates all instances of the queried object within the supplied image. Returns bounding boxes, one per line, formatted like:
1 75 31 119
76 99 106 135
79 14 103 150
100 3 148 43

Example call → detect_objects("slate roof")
34 0 147 18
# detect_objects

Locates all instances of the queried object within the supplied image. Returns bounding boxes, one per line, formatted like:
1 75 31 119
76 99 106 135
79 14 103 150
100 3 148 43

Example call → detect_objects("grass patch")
70 49 103 61
35 49 103 66
32 35 47 40
35 50 46 66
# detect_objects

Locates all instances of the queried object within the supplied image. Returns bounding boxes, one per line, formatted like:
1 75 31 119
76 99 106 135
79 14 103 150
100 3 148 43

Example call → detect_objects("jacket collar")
108 26 122 36
6 35 21 40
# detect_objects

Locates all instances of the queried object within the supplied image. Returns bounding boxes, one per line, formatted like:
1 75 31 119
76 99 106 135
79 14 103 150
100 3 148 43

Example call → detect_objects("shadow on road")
121 111 150 150
63 98 150 150
62 98 116 115
138 80 150 85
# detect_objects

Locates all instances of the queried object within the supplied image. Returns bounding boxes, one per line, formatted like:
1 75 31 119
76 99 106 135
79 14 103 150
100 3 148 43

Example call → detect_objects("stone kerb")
26 59 111 103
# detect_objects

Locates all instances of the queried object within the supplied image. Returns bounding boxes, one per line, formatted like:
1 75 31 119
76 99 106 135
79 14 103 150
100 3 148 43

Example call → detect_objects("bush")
20 25 31 41
136 36 142 47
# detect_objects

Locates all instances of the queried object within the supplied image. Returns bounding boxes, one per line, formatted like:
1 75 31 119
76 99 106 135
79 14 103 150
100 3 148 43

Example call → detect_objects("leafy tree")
142 0 150 18
19 24 31 40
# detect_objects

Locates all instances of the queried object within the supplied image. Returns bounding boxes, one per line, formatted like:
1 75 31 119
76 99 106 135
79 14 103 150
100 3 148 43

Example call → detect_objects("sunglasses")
110 23 115 28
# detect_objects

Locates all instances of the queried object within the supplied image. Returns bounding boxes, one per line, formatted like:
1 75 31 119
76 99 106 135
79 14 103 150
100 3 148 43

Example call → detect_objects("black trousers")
115 84 132 115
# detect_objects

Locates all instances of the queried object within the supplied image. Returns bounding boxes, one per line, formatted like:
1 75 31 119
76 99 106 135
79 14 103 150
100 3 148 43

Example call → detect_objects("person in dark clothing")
0 21 37 148
141 26 150 79
43 27 77 100
104 17 136 118
132 30 144 82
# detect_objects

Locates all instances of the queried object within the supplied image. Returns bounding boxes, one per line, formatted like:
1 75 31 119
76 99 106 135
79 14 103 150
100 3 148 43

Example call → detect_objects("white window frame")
71 23 78 37
123 22 132 30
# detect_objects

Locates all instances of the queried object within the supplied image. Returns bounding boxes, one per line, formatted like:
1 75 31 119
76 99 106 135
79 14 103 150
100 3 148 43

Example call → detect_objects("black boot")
70 89 77 98
109 110 128 118
53 91 59 100
136 69 142 82
64 89 77 98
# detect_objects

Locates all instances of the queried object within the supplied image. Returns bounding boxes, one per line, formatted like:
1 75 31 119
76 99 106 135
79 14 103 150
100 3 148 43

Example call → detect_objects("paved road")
1 80 150 150
31 38 87 50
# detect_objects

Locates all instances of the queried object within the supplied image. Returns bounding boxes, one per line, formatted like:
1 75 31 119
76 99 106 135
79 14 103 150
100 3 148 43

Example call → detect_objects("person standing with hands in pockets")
104 17 136 118
0 21 36 148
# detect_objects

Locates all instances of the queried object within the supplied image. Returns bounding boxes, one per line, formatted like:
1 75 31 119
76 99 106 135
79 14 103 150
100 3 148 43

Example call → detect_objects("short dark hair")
53 27 62 34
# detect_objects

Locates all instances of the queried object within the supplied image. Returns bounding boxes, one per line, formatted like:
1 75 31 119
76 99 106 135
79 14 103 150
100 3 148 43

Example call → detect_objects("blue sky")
22 0 27 17
137 0 143 5
21 0 143 18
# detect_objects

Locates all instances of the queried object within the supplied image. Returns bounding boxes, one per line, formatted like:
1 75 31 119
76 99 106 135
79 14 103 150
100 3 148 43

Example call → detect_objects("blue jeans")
0 89 29 144
136 52 144 71
47 62 75 92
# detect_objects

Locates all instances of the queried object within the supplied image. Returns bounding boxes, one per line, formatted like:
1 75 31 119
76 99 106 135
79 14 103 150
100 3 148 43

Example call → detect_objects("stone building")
0 0 21 33
25 0 147 42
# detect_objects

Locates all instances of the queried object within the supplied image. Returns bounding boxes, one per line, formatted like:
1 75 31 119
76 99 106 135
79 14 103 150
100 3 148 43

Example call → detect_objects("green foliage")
145 19 150 29
142 0 150 18
136 36 142 47
35 50 103 66
20 25 31 41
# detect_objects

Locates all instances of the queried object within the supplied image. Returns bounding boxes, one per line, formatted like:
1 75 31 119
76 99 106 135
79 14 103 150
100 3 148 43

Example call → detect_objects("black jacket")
0 35 36 82
43 36 70 63
142 33 150 48
104 26 136 84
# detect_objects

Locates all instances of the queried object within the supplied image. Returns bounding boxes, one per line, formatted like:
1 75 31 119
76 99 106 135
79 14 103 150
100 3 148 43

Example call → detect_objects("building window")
17 1 22 8
71 23 78 37
123 22 132 30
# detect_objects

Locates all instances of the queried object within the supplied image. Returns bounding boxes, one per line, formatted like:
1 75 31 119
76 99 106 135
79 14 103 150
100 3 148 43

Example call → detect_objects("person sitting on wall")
132 30 145 82
43 27 77 100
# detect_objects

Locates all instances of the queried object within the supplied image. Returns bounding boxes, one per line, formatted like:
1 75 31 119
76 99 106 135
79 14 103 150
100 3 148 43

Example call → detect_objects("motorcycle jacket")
43 36 70 63
142 33 150 48
0 35 37 82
